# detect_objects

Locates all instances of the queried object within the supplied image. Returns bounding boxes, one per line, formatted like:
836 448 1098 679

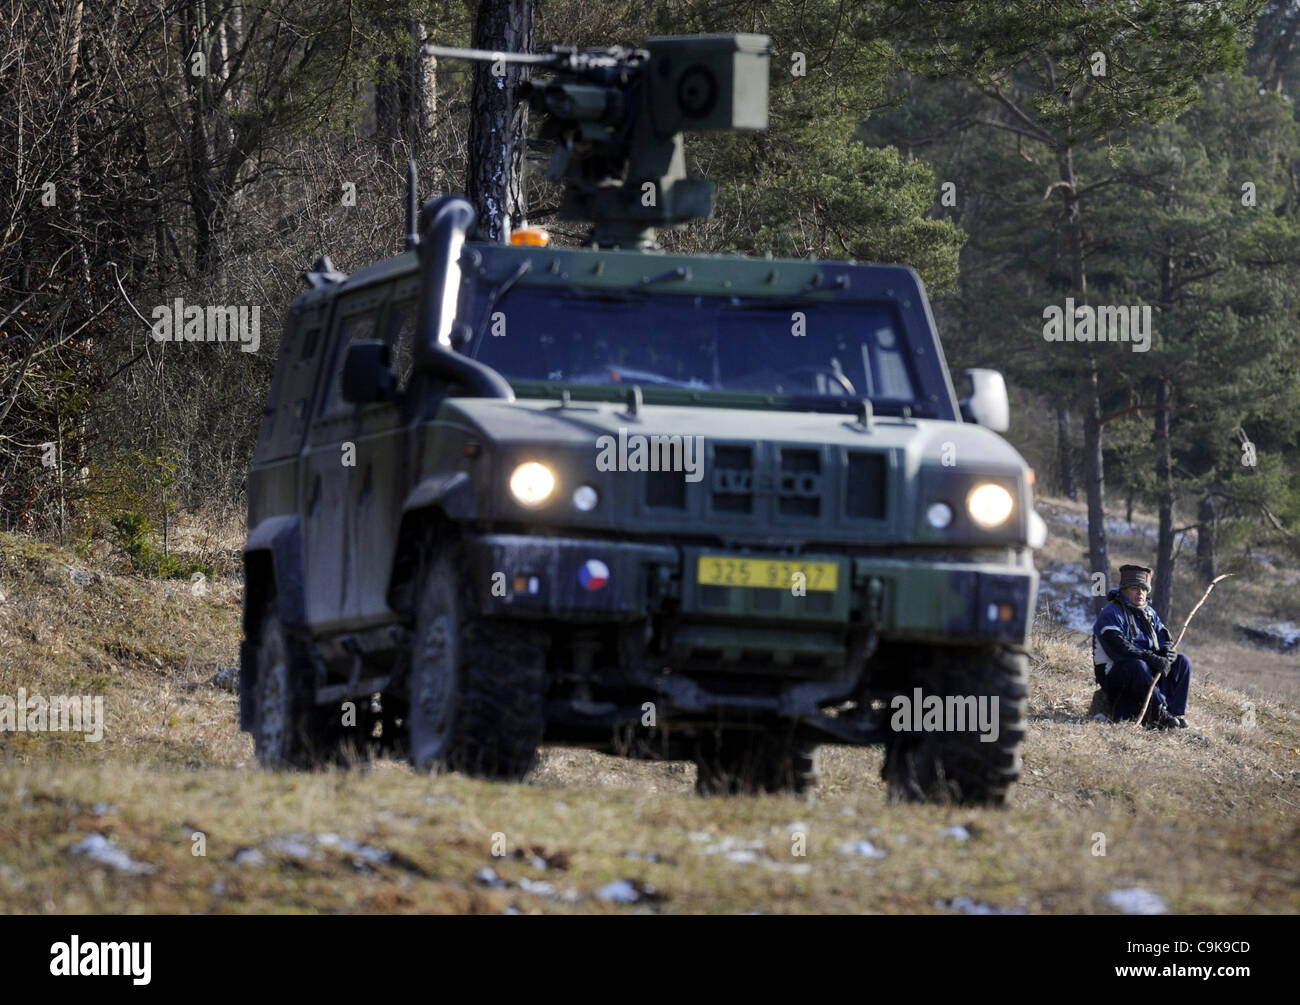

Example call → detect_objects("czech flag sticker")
578 558 610 591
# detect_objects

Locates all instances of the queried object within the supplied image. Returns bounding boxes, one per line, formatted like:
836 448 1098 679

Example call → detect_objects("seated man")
1092 564 1191 729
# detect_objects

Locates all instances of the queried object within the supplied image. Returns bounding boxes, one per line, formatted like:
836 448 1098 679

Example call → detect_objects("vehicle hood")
442 397 1027 473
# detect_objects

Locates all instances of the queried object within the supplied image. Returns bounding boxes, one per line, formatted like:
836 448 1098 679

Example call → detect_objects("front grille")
711 445 754 514
779 448 820 518
846 451 887 519
639 439 890 528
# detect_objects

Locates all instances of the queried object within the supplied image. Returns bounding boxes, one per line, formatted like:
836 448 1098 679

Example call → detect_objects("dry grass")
1 526 1298 914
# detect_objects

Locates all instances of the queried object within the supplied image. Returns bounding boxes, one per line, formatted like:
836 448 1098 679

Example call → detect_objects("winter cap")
1118 564 1153 590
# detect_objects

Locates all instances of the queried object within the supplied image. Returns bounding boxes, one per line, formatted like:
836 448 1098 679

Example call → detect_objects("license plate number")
696 556 838 592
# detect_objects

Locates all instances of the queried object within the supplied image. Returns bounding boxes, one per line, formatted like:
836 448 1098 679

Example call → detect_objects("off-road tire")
408 551 546 779
693 727 820 796
881 645 1027 807
250 598 342 769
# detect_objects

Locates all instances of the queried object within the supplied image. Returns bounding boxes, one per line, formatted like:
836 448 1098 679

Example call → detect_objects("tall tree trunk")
1060 143 1109 608
375 43 403 144
1152 243 1176 618
1196 491 1217 584
1152 375 1175 616
1083 361 1109 613
65 1 88 288
1056 406 1077 499
1263 16 1300 93
411 21 437 146
376 21 436 149
184 1 222 277
466 0 534 242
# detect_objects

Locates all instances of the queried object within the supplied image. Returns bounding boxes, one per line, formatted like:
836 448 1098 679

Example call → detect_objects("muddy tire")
693 727 819 796
250 598 340 768
408 551 546 779
881 645 1027 807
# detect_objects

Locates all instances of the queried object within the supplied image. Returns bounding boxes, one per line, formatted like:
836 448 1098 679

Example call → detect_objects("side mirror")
959 368 1010 432
341 340 395 404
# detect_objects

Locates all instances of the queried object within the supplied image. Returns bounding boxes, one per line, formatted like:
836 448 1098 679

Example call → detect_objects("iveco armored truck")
240 34 1043 803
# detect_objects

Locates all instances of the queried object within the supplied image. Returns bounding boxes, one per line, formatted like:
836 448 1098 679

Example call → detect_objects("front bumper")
462 533 1037 646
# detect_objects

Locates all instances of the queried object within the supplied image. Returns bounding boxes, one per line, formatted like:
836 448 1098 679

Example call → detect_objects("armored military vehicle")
240 34 1044 804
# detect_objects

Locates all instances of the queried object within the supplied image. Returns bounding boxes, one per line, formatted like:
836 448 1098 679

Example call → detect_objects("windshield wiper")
474 260 533 341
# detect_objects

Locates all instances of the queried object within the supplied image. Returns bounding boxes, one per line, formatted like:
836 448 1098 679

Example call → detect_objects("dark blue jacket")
1092 588 1172 671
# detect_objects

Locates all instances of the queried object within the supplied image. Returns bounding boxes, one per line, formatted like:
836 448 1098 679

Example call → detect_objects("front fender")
401 471 475 521
242 513 306 633
385 472 476 614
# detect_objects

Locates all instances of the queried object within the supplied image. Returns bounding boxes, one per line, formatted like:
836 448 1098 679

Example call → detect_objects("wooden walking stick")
1135 574 1232 727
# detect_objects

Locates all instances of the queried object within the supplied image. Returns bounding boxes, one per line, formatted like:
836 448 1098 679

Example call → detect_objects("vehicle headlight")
966 483 1014 529
509 462 556 507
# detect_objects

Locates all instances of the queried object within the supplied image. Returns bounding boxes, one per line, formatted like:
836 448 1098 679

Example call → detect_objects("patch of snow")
266 836 323 862
517 877 556 897
316 832 391 866
939 826 971 842
596 879 641 904
1264 621 1300 646
1036 561 1097 633
68 833 155 875
1237 621 1300 651
233 848 267 867
1104 887 1167 915
838 840 888 859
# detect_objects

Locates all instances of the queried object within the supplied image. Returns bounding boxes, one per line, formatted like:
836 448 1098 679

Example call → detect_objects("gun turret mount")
426 34 770 249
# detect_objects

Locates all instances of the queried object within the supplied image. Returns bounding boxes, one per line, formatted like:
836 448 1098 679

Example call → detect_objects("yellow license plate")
696 556 839 592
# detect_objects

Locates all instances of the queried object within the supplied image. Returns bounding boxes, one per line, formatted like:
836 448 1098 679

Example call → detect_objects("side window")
323 310 379 416
385 299 417 392
299 325 321 360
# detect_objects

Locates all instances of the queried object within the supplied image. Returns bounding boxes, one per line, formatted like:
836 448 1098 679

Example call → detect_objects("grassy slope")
1 512 1298 915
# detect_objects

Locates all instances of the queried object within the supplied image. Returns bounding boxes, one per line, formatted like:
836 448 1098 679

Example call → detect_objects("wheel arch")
242 514 307 636
386 473 473 615
240 515 307 732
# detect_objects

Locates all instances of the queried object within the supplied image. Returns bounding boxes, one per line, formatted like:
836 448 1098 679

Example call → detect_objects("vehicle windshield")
465 285 921 406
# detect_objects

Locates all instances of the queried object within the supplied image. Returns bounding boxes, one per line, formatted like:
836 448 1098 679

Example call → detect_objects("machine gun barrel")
421 44 559 66
421 44 646 80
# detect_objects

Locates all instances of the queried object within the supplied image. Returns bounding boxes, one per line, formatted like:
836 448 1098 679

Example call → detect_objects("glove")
1157 645 1176 661
1147 653 1172 677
